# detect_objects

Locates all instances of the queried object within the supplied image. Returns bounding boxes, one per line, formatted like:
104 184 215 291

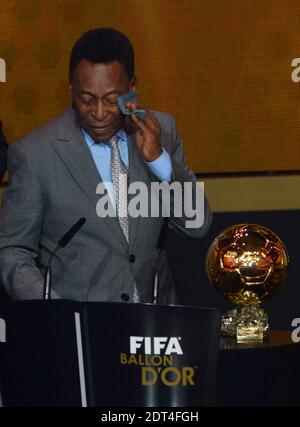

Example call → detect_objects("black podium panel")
82 302 221 407
0 300 82 407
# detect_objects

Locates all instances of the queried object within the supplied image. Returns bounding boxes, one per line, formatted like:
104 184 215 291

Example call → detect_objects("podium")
0 300 82 407
0 300 221 407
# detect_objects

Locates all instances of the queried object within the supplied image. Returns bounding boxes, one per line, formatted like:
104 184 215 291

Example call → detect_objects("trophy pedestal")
221 306 269 343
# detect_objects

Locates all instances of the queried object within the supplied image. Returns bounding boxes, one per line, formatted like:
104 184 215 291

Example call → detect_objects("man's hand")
127 101 162 162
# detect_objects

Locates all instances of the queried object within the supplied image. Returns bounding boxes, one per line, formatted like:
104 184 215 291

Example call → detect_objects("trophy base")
221 306 269 343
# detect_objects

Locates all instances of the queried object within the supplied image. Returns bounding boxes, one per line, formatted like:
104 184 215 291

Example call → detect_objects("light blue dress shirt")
82 128 172 205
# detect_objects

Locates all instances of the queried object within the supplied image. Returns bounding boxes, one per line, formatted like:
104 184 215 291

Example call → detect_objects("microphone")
43 217 86 300
153 221 168 304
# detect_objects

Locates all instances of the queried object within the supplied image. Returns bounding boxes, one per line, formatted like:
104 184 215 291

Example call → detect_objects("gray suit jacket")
0 107 212 303
0 121 7 181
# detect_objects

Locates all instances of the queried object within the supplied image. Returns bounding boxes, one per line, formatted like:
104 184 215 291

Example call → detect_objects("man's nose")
91 100 107 121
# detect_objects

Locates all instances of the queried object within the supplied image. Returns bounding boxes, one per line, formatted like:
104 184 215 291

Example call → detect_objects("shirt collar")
81 128 127 147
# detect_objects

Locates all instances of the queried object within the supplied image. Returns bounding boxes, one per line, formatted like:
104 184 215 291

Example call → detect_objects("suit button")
129 254 136 263
121 293 130 302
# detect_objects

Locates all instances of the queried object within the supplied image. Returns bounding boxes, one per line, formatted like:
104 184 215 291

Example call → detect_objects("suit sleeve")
163 115 212 238
0 124 7 181
0 142 60 299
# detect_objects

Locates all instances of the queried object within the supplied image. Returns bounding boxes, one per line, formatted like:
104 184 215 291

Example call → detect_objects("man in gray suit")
0 28 212 303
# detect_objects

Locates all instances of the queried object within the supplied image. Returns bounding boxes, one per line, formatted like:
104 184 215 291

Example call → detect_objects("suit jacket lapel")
127 132 151 251
50 108 128 248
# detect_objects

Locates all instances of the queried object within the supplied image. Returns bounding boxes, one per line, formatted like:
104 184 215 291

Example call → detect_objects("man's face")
70 59 135 142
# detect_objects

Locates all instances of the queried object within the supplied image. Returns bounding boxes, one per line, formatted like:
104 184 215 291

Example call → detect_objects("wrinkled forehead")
71 59 130 89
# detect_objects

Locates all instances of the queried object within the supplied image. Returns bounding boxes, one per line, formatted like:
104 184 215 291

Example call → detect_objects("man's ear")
130 75 137 91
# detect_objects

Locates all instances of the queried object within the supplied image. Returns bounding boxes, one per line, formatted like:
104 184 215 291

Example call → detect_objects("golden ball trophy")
206 224 289 343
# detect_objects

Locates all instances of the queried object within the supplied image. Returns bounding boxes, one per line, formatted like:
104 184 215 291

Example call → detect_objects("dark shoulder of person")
0 120 8 181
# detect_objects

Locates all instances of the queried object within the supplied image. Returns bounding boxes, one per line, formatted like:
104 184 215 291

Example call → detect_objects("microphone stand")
42 217 86 300
43 247 60 300
153 262 160 305
153 221 168 304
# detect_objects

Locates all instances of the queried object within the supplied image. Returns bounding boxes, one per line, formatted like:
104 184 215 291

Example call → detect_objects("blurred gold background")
1 0 300 174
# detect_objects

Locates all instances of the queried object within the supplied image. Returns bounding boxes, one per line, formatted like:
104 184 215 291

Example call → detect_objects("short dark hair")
69 28 134 80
